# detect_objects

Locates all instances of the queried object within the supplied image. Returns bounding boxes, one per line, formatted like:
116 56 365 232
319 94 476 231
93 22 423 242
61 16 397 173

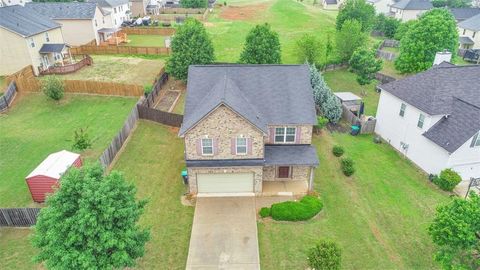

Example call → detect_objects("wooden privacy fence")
120 27 175 35
0 81 17 112
320 62 349 72
376 50 397 61
137 104 183 127
0 208 41 227
5 65 41 92
63 80 144 96
341 104 376 134
70 45 170 56
375 72 396 84
160 7 205 14
40 55 93 75
382 39 399 48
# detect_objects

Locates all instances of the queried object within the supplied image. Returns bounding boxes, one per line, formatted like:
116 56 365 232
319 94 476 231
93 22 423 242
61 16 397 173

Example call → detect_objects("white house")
367 0 394 14
87 0 131 28
375 63 480 183
457 13 480 49
389 0 432 21
322 0 342 10
0 0 31 7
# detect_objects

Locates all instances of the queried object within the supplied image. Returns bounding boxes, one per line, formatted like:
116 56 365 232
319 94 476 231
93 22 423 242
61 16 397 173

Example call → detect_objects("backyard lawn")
59 55 164 86
124 34 166 47
0 93 137 207
258 132 449 269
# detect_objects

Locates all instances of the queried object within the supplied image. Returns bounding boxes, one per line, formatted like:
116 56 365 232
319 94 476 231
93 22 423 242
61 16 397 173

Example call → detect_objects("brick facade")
265 125 313 145
263 166 312 182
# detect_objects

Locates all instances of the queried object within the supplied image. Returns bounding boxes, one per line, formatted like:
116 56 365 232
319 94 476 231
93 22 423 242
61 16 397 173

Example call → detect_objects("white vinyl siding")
197 173 254 194
417 114 425 128
399 103 406 117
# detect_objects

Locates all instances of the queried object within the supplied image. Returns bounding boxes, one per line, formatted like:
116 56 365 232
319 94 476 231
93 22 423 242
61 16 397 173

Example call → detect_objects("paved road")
186 197 260 270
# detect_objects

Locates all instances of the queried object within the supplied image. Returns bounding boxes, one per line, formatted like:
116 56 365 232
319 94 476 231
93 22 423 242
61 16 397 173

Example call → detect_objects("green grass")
0 93 137 207
258 132 449 269
323 69 379 116
207 0 338 63
380 60 408 79
111 121 193 269
172 91 186 114
60 55 164 86
0 228 38 270
124 34 166 47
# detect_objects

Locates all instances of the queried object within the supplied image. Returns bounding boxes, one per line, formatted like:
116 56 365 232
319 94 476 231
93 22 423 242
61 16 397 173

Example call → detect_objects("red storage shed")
26 150 82 203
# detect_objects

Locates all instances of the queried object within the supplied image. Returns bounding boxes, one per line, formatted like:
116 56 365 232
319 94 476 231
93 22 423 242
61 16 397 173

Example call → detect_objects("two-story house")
179 65 319 196
389 0 432 21
457 13 480 49
25 2 113 46
87 0 131 28
375 63 480 184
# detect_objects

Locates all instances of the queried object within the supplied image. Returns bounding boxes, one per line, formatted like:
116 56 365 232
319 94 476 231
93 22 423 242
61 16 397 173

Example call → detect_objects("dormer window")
275 127 296 143
471 132 480 148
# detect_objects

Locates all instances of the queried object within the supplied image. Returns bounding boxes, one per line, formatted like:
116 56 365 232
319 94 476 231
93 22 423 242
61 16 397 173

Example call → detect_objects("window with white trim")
29 38 35 48
417 114 425 128
236 137 247 154
45 32 49 42
399 103 406 117
201 138 213 155
274 127 296 143
471 132 480 148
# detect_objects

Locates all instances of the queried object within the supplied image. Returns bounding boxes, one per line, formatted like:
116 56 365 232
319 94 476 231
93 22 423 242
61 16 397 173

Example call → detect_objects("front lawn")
0 93 137 207
124 34 166 47
59 55 164 86
258 132 449 269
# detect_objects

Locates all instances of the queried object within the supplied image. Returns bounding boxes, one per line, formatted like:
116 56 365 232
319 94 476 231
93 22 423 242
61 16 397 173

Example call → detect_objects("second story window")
473 32 477 38
95 19 98 27
201 138 213 155
275 127 296 143
114 7 117 13
399 103 406 117
463 29 466 35
417 114 425 128
29 38 35 48
236 137 247 155
45 32 49 42
470 132 480 148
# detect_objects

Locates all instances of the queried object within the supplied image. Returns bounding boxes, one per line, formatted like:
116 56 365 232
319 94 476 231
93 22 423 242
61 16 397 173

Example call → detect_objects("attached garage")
197 173 254 195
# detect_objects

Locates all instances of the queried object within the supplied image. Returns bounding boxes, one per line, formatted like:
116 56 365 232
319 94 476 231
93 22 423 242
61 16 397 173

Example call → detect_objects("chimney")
433 50 452 65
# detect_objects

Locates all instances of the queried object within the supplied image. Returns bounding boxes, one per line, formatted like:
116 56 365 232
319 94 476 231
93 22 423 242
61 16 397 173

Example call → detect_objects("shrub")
144 84 153 96
259 207 271 218
307 240 342 270
332 145 344 157
341 157 355 176
42 76 64 101
72 128 92 151
270 195 323 221
433 169 462 191
316 116 329 131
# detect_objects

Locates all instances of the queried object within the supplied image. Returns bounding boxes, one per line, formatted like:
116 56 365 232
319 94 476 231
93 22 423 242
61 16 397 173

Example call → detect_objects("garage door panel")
197 173 254 193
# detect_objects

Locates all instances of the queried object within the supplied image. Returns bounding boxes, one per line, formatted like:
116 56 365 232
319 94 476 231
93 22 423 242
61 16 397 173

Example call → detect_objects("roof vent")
433 50 452 66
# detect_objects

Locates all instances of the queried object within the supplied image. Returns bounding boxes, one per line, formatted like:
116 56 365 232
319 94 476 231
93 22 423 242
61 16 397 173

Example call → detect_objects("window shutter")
213 139 219 155
196 139 202 155
247 138 253 155
470 132 479 148
269 128 275 143
231 138 236 155
295 127 301 144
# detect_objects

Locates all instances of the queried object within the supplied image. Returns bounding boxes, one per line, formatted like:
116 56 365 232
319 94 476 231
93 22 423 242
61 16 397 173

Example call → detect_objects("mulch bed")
155 90 180 112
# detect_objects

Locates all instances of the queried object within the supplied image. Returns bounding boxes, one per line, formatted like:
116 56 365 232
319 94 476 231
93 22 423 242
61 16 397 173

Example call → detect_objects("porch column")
309 167 315 191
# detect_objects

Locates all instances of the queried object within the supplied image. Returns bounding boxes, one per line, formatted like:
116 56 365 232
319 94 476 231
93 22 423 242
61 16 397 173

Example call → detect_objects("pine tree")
309 64 342 124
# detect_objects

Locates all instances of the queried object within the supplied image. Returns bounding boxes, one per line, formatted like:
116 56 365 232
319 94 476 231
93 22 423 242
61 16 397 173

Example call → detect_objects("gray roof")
458 13 480 31
39 43 67 53
25 2 99 20
450 8 480 21
0 5 60 37
391 0 432 10
265 145 319 166
459 36 475 45
380 64 480 153
179 65 317 136
87 0 129 8
324 0 338 4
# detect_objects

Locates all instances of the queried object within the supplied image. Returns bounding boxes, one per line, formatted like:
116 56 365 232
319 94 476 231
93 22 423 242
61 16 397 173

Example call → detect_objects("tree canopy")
373 14 401 39
32 164 150 269
240 23 282 64
349 47 383 85
295 34 323 65
180 0 208 8
336 19 367 62
428 192 480 270
394 19 418 41
166 18 215 81
309 64 342 123
395 8 458 73
336 0 376 32
431 0 472 7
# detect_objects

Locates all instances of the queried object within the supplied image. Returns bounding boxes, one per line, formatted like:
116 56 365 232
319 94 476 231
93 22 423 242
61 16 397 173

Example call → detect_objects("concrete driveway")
186 197 260 270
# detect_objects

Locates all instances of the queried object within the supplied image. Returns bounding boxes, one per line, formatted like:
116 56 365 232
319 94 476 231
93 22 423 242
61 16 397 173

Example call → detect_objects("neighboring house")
130 0 148 16
322 0 342 10
0 0 31 7
457 13 480 49
87 0 131 28
450 7 480 22
389 0 432 21
179 65 319 196
375 63 480 183
25 2 112 46
0 5 72 76
367 0 394 14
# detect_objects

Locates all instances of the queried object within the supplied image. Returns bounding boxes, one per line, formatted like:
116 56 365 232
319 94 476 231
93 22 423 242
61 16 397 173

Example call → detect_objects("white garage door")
197 173 254 195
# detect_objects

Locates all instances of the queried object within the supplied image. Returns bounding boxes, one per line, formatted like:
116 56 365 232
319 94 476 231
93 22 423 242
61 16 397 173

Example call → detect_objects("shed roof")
25 2 100 20
334 92 362 102
27 150 80 179
0 5 60 37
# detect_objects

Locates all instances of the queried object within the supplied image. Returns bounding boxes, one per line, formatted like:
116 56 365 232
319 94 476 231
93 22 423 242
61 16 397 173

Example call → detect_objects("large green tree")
349 47 383 85
180 0 207 8
239 23 281 64
32 165 150 269
431 0 472 7
295 34 323 65
373 14 401 38
336 0 376 32
394 19 418 41
428 192 480 270
166 18 214 81
336 19 367 62
395 9 459 73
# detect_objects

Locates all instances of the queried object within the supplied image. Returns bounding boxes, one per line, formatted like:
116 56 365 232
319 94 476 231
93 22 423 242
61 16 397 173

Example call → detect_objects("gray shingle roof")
458 13 480 31
391 0 432 10
0 5 60 37
25 2 99 20
87 0 129 8
179 65 317 136
380 64 480 153
449 8 480 21
459 36 475 45
39 43 67 53
265 145 319 166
